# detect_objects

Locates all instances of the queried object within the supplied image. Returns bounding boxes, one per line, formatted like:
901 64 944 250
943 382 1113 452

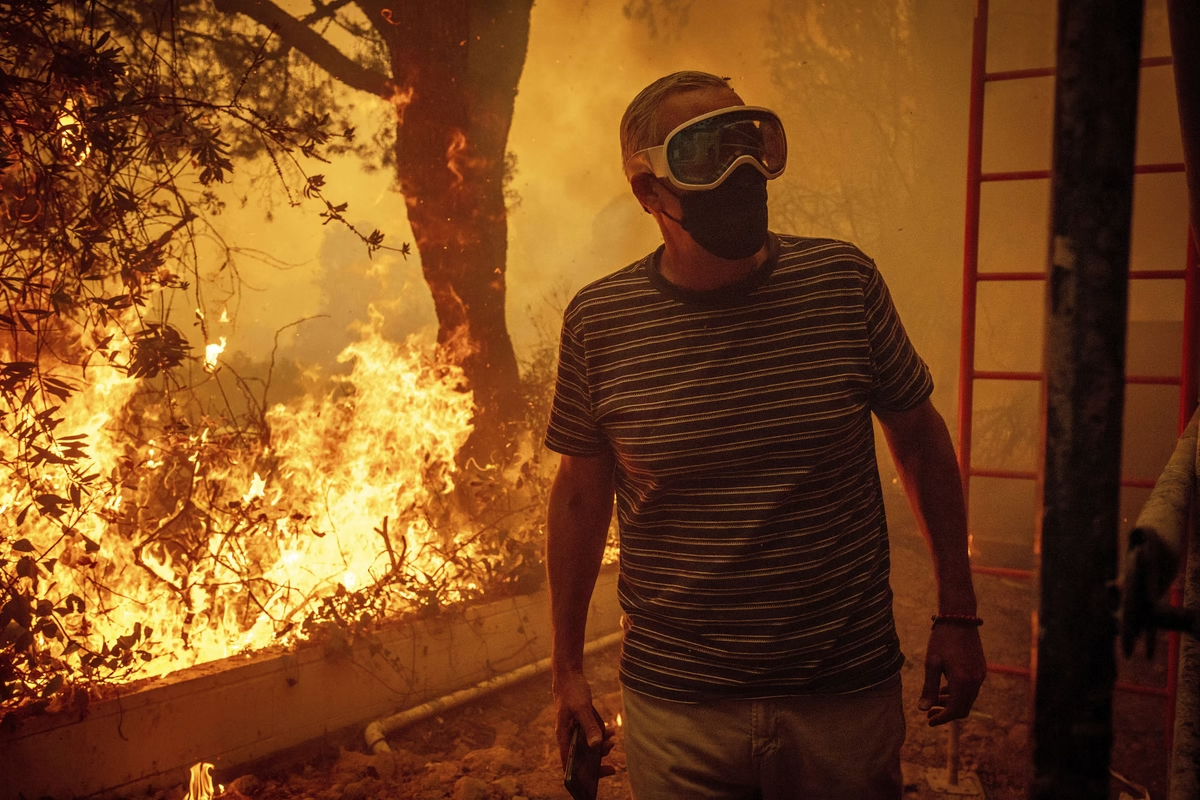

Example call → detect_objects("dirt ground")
182 530 1172 800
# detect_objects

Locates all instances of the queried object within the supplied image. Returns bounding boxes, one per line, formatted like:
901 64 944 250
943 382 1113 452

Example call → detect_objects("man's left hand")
918 623 986 726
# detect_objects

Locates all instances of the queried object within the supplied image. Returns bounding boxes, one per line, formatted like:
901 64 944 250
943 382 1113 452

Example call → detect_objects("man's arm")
875 398 986 726
547 451 616 763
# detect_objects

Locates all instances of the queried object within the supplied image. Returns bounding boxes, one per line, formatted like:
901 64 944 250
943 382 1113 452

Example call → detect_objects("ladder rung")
1116 680 1170 698
1135 162 1187 175
978 271 1045 281
1127 374 1181 386
982 169 1050 182
984 55 1173 83
969 372 1180 386
973 370 1042 381
973 269 1185 282
981 162 1183 183
1130 270 1188 280
981 662 1171 700
986 66 1055 82
970 468 1037 481
1122 477 1159 489
971 566 1033 581
968 471 1160 488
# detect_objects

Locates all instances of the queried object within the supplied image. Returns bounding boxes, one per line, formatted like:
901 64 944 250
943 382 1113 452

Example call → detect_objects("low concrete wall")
0 568 621 800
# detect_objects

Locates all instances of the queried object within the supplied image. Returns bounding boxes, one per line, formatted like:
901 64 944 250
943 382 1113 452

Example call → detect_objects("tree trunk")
211 0 534 463
375 0 533 463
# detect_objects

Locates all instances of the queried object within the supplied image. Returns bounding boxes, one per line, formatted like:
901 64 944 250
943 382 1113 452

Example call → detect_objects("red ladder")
956 0 1198 765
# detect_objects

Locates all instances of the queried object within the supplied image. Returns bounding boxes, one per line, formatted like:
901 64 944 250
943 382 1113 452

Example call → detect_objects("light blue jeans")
621 675 905 800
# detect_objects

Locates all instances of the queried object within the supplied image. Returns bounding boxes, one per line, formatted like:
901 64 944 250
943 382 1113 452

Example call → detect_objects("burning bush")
1 0 551 723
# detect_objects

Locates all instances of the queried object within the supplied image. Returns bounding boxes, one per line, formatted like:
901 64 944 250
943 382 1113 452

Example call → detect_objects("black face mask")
663 165 769 260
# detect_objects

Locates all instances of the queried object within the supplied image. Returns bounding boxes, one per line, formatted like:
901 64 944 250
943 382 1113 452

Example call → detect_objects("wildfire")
204 337 227 372
1 310 482 685
183 762 220 800
386 84 416 124
446 130 469 188
57 97 91 165
444 129 487 190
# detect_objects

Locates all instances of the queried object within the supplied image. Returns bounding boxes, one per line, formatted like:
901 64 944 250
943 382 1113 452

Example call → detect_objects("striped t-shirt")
545 233 933 702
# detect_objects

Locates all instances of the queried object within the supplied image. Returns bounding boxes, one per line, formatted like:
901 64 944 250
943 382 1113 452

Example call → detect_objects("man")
545 71 986 800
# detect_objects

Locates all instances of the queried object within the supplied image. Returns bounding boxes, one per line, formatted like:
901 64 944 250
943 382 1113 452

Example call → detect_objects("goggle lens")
664 109 786 187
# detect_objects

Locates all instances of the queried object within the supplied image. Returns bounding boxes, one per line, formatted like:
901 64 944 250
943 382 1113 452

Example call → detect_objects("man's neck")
658 238 770 291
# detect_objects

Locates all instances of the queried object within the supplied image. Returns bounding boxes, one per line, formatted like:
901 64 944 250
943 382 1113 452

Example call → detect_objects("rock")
461 746 522 777
333 748 372 778
492 775 520 796
226 774 260 796
425 760 462 783
418 772 444 792
452 775 489 800
390 749 426 776
341 778 374 800
367 752 395 781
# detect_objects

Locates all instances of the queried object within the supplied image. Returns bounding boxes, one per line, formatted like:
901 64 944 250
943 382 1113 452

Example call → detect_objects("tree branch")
212 0 390 97
302 0 356 25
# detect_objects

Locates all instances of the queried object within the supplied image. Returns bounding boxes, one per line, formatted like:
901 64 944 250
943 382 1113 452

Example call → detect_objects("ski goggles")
623 106 787 191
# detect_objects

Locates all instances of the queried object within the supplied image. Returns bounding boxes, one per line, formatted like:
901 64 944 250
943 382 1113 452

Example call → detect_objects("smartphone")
563 706 605 800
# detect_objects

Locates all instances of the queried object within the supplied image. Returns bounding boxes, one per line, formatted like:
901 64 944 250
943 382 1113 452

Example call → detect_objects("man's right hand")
552 669 610 768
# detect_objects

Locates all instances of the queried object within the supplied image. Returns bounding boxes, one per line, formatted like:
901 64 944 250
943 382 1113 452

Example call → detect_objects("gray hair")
620 71 733 167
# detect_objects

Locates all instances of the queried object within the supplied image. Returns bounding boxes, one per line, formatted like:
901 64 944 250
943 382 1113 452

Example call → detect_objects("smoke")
200 0 1187 524
505 0 973 385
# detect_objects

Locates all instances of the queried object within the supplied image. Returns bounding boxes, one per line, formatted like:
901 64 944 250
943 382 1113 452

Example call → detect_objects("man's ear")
630 174 664 214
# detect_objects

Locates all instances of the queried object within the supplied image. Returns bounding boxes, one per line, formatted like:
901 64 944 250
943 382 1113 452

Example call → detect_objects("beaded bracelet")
931 613 984 628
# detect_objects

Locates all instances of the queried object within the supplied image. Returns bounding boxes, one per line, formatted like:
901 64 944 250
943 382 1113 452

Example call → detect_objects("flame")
57 98 91 166
2 309 479 682
615 712 623 727
446 130 469 188
444 130 486 192
183 762 220 800
204 337 227 372
386 84 415 125
241 472 266 504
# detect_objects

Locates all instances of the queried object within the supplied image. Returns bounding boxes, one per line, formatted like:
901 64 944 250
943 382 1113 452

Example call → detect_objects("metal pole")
957 0 989 513
1034 1 1144 798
